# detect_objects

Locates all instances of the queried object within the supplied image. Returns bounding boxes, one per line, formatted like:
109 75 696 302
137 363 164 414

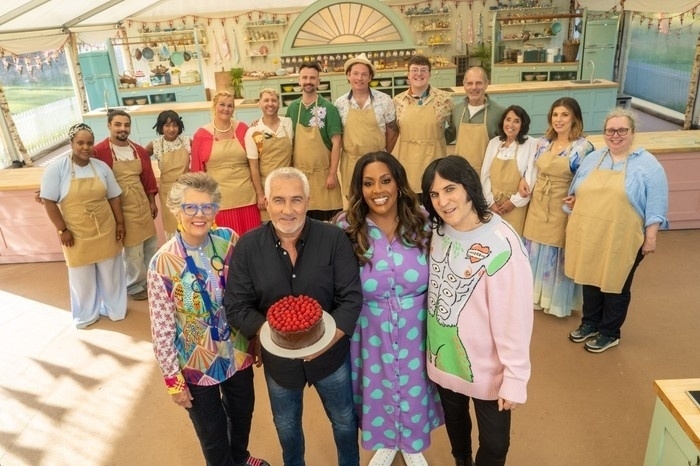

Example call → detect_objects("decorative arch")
282 0 415 56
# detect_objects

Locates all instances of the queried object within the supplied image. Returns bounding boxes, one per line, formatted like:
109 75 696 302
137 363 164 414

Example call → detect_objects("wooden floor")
1 228 699 466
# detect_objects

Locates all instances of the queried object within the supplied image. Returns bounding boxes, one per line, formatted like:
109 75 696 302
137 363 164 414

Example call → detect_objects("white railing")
12 97 83 160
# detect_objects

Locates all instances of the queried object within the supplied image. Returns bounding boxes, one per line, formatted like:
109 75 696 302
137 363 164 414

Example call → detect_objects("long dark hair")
496 105 530 144
421 155 491 232
346 151 429 266
544 97 585 141
152 110 184 135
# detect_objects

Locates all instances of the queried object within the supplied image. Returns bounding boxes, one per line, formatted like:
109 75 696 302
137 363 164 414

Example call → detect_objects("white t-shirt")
244 117 294 160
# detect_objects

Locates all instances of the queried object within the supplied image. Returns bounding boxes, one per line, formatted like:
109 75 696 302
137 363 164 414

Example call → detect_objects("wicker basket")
119 70 137 85
562 42 580 63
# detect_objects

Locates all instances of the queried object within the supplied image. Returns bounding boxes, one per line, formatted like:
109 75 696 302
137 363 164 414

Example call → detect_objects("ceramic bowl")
379 79 392 87
135 98 148 105
282 85 294 92
317 83 329 91
536 74 547 81
293 85 302 92
394 78 406 86
275 68 287 76
523 74 534 81
124 98 136 105
369 80 379 87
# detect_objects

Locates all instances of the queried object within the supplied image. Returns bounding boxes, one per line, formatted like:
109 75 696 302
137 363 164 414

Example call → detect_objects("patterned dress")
148 227 252 391
338 216 443 453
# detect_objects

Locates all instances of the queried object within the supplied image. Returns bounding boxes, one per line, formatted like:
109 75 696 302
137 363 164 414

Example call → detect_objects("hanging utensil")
220 28 231 62
183 44 192 62
170 44 185 66
212 32 222 65
231 28 240 64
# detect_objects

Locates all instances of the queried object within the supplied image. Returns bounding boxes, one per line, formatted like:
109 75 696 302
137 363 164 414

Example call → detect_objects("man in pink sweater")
421 155 533 466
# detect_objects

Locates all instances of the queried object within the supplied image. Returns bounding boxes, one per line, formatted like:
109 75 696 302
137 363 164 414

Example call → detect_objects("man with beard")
94 109 158 301
226 167 362 466
285 61 343 221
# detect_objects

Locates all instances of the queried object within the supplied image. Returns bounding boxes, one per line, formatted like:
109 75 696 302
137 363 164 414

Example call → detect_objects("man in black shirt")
225 167 362 466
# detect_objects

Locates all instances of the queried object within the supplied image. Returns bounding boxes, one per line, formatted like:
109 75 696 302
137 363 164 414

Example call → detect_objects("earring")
177 221 183 232
211 221 218 230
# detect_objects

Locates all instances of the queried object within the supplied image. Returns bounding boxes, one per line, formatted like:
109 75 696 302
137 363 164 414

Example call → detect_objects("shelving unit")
244 20 287 58
491 6 585 84
405 9 452 48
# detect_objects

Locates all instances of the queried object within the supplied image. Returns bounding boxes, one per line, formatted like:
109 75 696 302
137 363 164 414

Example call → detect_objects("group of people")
38 57 668 466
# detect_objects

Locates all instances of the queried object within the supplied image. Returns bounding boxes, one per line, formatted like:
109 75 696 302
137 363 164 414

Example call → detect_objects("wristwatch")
58 228 68 235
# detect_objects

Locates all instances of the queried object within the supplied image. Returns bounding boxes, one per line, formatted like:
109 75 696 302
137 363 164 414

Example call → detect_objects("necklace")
212 120 233 133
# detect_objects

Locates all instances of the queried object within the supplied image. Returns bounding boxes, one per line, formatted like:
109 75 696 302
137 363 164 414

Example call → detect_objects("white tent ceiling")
1 0 696 36
0 0 316 35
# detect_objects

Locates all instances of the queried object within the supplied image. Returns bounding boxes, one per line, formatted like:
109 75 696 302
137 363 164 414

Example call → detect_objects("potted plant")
230 67 244 99
471 42 492 79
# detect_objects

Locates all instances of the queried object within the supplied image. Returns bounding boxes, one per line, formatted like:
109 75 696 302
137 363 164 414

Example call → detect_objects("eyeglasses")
181 203 219 216
409 67 430 75
604 128 630 136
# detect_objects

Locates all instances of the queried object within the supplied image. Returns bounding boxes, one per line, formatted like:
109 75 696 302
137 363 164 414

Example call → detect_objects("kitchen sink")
570 79 601 84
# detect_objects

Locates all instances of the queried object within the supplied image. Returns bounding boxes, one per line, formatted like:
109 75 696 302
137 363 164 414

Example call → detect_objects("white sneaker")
369 448 397 466
401 451 428 466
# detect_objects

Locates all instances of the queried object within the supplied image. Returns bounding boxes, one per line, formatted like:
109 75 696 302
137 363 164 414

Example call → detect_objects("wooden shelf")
497 13 582 22
417 28 452 33
245 22 287 28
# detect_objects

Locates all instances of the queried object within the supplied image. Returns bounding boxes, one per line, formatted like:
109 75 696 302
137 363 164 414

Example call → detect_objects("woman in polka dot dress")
336 151 443 466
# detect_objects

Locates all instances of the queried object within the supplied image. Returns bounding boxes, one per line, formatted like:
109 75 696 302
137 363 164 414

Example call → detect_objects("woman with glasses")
520 97 594 318
39 123 126 328
147 172 268 466
564 108 668 353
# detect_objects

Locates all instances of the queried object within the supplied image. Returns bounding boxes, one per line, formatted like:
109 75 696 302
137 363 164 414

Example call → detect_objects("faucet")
104 88 110 111
585 60 595 84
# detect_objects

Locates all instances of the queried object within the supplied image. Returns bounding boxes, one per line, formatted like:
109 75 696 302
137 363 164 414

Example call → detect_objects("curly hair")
345 151 429 266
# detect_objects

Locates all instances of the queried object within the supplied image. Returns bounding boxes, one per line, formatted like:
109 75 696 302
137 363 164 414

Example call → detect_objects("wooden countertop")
450 79 619 97
587 130 700 154
83 99 260 117
654 379 700 448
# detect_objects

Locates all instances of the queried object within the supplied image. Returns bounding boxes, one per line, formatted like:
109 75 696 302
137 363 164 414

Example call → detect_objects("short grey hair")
167 172 222 216
264 167 310 199
604 107 637 133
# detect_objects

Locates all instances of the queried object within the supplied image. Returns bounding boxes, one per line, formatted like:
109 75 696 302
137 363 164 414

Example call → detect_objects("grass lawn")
4 86 75 113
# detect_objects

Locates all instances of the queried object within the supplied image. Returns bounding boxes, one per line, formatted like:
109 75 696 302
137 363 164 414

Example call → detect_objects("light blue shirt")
40 156 122 203
567 147 669 229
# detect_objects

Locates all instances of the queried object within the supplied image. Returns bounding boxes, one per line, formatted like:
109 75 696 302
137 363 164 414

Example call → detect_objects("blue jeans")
265 358 359 466
186 366 254 466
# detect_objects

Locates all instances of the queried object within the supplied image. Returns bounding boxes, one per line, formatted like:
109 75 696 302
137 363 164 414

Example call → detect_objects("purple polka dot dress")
349 220 444 453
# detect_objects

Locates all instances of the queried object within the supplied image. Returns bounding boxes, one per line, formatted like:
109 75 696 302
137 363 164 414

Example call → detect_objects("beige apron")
60 161 122 267
293 100 342 211
565 154 644 293
111 145 156 248
454 107 490 175
522 147 572 247
158 142 189 235
206 137 257 210
340 105 385 197
394 104 446 193
490 144 527 235
258 132 293 221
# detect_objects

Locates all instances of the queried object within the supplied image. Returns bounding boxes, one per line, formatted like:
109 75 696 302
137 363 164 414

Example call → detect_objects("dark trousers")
186 366 255 466
437 385 511 466
581 249 645 339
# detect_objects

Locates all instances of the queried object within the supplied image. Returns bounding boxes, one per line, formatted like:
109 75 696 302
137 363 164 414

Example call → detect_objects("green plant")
471 43 492 79
230 67 244 99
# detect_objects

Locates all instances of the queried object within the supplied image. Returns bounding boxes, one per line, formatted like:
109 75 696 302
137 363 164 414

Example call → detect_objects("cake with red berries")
267 295 325 350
